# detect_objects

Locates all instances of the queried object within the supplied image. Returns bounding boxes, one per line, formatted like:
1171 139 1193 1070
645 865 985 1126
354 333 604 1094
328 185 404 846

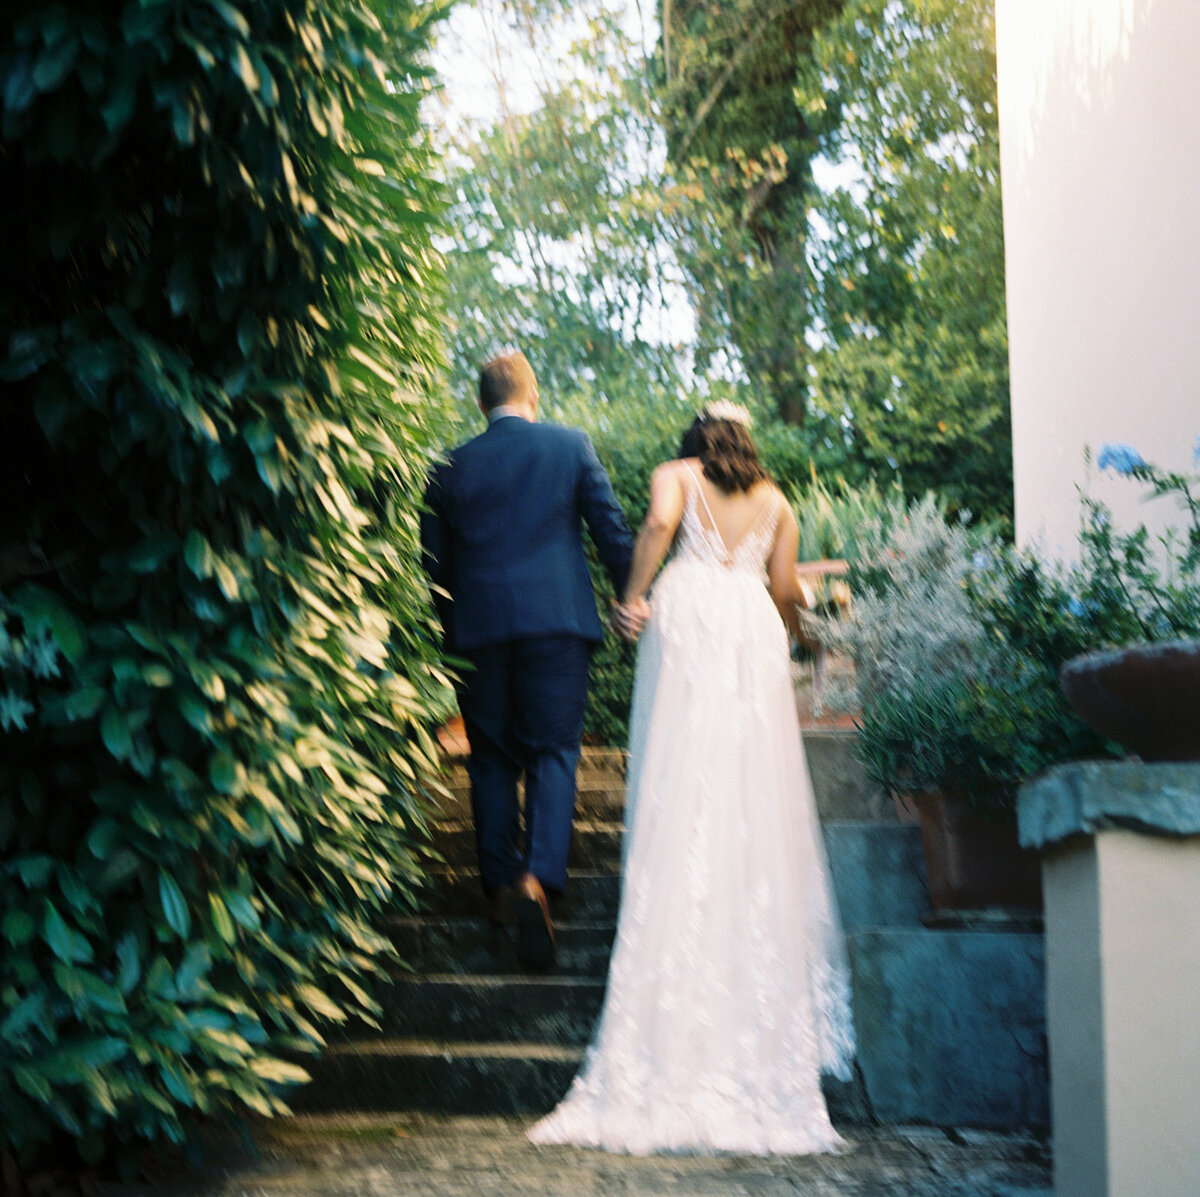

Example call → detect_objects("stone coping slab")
1018 761 1200 850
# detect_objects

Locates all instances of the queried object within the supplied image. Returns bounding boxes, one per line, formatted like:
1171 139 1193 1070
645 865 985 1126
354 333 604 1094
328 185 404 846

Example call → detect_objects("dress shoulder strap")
687 464 719 529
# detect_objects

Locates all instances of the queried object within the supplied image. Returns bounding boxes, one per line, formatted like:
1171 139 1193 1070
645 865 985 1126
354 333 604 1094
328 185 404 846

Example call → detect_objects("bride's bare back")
622 458 804 636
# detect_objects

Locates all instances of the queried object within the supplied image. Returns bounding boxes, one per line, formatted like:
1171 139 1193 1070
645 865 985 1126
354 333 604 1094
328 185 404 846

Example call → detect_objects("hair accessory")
702 399 753 428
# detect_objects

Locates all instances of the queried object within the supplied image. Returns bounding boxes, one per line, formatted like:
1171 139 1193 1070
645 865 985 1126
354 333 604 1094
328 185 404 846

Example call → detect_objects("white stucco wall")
995 0 1200 555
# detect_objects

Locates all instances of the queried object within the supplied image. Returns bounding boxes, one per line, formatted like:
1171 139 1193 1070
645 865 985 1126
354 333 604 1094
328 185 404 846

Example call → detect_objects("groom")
421 351 636 970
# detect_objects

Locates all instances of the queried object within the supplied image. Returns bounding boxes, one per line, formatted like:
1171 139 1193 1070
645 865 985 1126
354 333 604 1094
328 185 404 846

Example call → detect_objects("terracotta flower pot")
1059 638 1200 762
909 789 1043 914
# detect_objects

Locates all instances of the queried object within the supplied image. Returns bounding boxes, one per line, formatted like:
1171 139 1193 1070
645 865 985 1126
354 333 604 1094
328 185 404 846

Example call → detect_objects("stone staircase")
297 731 1049 1130
297 748 626 1117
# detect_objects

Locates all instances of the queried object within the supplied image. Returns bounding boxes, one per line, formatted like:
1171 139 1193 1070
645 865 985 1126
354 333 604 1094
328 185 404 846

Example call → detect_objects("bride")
527 401 855 1156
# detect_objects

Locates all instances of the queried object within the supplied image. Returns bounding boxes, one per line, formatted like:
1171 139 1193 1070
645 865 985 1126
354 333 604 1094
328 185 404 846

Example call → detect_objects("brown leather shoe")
512 872 555 971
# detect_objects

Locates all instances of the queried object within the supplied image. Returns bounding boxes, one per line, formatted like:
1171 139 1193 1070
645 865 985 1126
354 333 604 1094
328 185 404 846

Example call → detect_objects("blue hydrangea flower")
1066 597 1086 618
971 551 989 572
1096 444 1146 476
1194 434 1200 467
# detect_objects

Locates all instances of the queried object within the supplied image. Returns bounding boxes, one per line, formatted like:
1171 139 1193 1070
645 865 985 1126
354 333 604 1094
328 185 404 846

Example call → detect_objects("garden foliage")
829 450 1200 811
824 497 1105 808
1 0 447 1166
657 0 847 425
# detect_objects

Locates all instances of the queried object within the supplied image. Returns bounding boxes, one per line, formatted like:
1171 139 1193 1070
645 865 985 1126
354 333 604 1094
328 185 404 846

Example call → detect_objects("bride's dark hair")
678 413 770 494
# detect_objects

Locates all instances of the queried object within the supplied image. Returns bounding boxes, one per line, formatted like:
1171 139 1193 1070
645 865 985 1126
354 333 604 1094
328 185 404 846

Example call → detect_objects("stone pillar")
1019 763 1200 1197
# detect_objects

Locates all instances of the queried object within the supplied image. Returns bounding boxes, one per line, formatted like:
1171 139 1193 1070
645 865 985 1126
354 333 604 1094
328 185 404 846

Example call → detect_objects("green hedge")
1 0 447 1170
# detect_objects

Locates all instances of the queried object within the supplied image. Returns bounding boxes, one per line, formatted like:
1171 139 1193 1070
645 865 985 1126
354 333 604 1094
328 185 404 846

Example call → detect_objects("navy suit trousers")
455 635 592 895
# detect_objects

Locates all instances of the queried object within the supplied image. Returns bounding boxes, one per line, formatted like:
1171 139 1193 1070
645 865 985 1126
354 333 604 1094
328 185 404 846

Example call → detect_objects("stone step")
437 732 894 827
376 975 606 1045
803 729 900 823
296 1039 580 1117
432 784 629 826
387 916 615 978
440 747 627 788
847 926 1048 1129
296 1038 872 1123
420 869 620 921
422 824 926 927
429 821 623 873
823 823 931 931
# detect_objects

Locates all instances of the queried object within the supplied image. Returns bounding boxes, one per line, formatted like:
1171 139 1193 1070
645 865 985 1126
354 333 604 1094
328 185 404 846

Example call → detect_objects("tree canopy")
658 0 845 425
435 0 1013 527
799 0 1012 525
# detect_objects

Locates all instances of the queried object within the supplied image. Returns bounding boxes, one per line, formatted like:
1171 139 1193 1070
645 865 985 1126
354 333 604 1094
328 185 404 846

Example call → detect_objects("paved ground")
107 1114 1051 1196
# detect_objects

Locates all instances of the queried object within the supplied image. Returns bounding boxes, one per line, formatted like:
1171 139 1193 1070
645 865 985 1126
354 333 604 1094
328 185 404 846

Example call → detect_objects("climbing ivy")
1 0 449 1170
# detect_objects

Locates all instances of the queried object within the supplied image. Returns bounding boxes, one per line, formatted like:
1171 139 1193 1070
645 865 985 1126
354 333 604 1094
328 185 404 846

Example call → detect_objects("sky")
428 0 657 136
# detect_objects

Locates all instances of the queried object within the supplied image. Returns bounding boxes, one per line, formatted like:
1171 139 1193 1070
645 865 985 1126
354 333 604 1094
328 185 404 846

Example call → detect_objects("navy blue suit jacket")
421 416 634 652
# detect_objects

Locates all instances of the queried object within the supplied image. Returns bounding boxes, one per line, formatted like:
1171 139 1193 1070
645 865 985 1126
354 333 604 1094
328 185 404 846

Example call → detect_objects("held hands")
612 595 650 642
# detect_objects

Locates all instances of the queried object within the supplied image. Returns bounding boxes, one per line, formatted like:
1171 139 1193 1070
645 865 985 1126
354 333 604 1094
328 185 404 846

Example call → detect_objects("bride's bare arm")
766 499 809 641
622 463 686 605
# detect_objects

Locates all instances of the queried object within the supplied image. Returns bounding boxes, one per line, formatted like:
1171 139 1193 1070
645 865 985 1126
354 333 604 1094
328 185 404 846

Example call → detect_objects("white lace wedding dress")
528 473 856 1156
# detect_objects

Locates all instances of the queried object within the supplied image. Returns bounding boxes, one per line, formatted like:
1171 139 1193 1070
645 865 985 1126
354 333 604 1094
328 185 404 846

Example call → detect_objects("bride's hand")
613 596 650 642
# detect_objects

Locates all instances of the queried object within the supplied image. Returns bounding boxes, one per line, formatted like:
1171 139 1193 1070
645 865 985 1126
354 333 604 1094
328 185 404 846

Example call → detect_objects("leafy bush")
1 0 447 1171
1065 444 1200 643
550 391 684 745
786 473 905 564
825 493 991 709
854 645 1102 812
825 476 1200 811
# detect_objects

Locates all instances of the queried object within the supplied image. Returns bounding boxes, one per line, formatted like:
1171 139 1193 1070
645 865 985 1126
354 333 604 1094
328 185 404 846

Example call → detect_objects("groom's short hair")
480 351 537 411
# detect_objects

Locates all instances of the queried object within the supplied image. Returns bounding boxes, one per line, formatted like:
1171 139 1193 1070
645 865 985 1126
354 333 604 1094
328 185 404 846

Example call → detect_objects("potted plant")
1056 442 1200 760
820 496 1108 914
823 439 1200 914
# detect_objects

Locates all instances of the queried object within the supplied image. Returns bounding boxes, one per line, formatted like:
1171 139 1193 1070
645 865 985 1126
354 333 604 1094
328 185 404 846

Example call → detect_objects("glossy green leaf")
249 1056 309 1085
100 706 132 761
213 560 239 600
175 942 211 997
32 39 79 92
209 753 237 794
64 686 106 720
210 0 251 37
232 42 259 91
13 1066 53 1103
143 663 173 687
115 932 141 993
223 890 261 931
44 902 93 964
2 909 37 946
183 530 214 578
13 855 54 888
54 964 126 1015
158 871 190 938
208 893 236 944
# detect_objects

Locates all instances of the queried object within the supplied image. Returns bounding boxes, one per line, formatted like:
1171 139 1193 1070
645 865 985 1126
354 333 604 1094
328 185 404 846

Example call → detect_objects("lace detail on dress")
528 468 855 1157
675 471 780 576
